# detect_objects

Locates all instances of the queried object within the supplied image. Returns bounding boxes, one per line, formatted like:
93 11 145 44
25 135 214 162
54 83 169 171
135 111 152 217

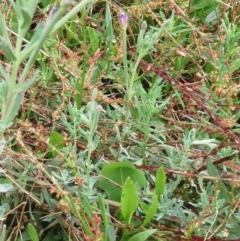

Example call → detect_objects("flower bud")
119 12 128 29
46 7 58 25
141 21 147 31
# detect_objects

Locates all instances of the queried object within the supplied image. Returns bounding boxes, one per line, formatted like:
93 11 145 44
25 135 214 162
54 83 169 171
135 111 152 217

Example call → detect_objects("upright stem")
120 18 144 152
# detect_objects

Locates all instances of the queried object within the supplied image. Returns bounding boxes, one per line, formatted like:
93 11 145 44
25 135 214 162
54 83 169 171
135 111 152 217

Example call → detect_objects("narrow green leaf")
128 229 157 241
41 0 52 8
17 0 39 19
142 195 158 227
155 166 166 199
0 80 9 104
48 132 65 157
20 23 45 62
0 184 14 192
206 158 229 202
105 3 113 44
0 224 6 241
15 69 39 93
98 195 108 241
68 195 79 217
0 207 5 219
206 158 219 177
80 193 92 219
0 64 9 80
0 13 9 40
20 8 31 31
140 202 149 214
5 93 23 124
27 223 39 241
1 38 16 61
174 90 185 108
121 177 138 224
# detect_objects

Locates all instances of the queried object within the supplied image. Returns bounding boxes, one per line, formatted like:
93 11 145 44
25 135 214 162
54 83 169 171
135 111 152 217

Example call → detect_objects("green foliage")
27 223 39 241
155 167 166 200
48 131 65 157
121 177 139 224
1 0 240 240
141 195 158 227
0 224 6 241
98 162 146 201
206 158 229 203
128 229 157 241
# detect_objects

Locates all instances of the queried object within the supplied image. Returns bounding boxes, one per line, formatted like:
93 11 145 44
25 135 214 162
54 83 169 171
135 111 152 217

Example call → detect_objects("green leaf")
1 38 16 61
98 195 108 241
105 3 113 44
206 158 219 177
121 177 139 224
0 206 6 220
15 69 39 93
0 13 10 40
137 22 146 56
27 223 39 241
206 158 229 202
174 90 185 108
98 162 146 201
41 0 52 8
0 64 9 80
230 59 240 73
48 132 65 157
17 0 39 19
0 184 14 192
0 224 6 241
80 193 93 219
140 202 149 214
142 195 158 227
0 80 8 106
87 27 100 53
20 8 31 31
155 166 166 199
5 93 23 124
128 229 157 241
20 23 45 62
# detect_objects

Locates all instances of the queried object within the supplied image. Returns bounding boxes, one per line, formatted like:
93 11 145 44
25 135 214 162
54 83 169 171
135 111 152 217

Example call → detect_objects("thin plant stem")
75 9 87 109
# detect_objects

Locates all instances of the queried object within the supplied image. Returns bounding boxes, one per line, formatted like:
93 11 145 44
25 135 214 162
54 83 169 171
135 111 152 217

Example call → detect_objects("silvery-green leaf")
0 225 6 240
0 184 14 192
0 13 9 40
0 121 12 133
0 139 6 155
137 28 144 56
20 23 45 62
0 64 10 80
1 38 16 61
20 0 39 19
0 206 5 218
15 69 39 93
0 79 9 96
20 8 31 33
5 94 23 124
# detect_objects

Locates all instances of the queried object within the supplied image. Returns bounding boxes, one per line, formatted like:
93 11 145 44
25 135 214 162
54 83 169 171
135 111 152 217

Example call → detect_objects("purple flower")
97 104 106 113
46 7 58 25
119 12 128 29
49 7 58 19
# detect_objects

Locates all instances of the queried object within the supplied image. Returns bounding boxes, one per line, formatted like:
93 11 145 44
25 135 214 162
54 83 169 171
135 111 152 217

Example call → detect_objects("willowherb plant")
0 0 94 155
